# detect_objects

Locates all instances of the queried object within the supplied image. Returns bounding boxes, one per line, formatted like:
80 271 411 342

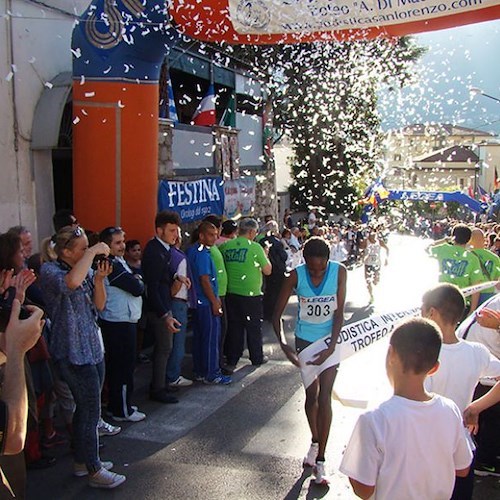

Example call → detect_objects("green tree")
226 38 425 216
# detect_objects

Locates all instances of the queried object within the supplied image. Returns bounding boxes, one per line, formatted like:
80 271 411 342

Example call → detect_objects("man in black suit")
142 211 182 404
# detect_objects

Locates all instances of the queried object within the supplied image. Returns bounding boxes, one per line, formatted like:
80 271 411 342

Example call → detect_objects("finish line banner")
297 280 499 389
462 281 498 297
298 307 419 389
227 0 499 34
158 177 224 223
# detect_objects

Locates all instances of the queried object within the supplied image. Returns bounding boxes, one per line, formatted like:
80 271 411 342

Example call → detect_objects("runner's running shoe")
313 461 330 485
303 442 319 468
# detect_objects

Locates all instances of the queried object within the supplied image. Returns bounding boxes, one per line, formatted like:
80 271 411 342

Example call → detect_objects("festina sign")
158 177 225 222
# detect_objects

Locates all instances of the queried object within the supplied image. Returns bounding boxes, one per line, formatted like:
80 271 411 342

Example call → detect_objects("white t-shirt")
457 294 500 360
340 394 473 500
173 258 189 300
425 340 500 411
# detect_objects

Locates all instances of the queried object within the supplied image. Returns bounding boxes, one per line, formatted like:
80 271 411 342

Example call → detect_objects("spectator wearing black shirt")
260 221 289 322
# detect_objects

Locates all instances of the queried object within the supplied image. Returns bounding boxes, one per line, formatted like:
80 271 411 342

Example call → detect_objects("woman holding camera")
40 226 126 489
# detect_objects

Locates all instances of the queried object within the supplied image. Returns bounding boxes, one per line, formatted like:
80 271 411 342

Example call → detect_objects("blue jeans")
57 360 104 473
166 299 188 383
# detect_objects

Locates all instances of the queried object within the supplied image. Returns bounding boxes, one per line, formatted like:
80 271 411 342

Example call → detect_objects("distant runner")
272 237 347 485
362 230 389 303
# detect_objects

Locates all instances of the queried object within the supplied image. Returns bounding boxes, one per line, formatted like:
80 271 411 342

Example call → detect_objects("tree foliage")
225 37 425 216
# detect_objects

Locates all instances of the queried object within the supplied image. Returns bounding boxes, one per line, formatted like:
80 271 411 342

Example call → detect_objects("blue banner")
388 190 487 214
158 177 224 222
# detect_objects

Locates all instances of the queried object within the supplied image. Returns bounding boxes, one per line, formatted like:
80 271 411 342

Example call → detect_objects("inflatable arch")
72 0 173 243
72 1 500 242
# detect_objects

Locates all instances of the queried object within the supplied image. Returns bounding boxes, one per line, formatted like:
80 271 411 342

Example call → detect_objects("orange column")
72 81 158 245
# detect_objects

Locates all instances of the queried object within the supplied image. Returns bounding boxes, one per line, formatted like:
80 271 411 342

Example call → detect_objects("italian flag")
192 84 216 126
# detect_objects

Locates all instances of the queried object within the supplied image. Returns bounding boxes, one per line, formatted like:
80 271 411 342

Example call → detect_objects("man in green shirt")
469 227 500 304
429 224 485 314
220 218 272 371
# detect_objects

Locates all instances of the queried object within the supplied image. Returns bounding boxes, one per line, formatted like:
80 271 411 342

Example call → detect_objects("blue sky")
379 19 500 135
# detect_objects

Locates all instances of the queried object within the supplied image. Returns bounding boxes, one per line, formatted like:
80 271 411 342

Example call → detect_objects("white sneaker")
313 461 330 485
74 461 113 477
98 418 121 437
112 410 146 423
169 376 193 387
88 467 126 489
303 442 319 467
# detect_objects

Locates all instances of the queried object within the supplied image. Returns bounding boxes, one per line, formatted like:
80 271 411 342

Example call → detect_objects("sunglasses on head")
63 226 85 248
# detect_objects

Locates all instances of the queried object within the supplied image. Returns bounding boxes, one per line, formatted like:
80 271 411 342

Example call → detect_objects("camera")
91 254 113 271
0 295 31 332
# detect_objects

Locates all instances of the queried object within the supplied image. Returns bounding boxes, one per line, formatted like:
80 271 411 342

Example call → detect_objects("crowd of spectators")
1 206 500 496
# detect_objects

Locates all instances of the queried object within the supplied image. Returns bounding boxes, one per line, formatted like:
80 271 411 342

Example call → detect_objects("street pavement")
27 234 500 499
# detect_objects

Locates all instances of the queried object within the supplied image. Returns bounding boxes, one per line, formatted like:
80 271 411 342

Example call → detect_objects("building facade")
1 0 276 247
384 124 500 193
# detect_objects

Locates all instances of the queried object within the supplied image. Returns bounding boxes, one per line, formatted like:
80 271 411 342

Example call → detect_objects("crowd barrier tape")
297 280 498 389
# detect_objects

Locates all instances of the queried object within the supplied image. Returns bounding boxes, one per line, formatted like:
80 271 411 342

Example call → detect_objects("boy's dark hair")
53 209 76 232
155 211 181 229
203 214 222 229
125 239 141 252
390 318 442 374
303 237 329 260
452 224 472 245
422 284 465 325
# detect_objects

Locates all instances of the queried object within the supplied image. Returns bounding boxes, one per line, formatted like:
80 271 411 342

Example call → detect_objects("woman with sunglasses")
40 226 126 489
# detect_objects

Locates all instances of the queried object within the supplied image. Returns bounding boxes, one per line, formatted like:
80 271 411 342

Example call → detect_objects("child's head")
421 284 465 327
388 318 442 379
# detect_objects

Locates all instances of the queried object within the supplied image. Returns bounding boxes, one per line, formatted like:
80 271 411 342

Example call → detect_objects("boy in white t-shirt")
421 284 500 496
340 318 473 500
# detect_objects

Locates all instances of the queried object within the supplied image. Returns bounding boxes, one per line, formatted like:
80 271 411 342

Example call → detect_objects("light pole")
469 87 500 104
